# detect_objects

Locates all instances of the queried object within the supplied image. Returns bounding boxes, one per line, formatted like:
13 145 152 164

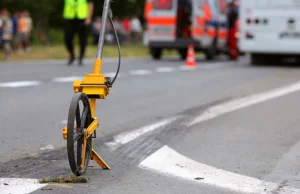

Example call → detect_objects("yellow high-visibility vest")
63 0 89 20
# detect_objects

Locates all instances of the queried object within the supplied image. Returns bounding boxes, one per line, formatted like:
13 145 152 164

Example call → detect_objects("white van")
239 0 300 64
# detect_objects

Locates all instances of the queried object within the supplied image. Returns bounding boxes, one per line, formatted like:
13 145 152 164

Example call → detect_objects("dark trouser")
64 19 88 60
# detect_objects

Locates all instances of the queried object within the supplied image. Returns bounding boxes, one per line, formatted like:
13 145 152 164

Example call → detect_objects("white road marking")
200 62 235 69
188 80 300 127
104 72 126 78
139 146 300 194
0 81 41 88
178 65 198 71
0 178 47 194
156 67 176 73
129 69 152 76
106 117 179 149
52 76 83 83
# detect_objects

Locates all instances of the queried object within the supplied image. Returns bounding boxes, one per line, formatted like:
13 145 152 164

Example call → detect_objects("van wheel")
251 54 263 65
205 46 216 60
251 53 279 65
150 48 162 60
178 49 188 60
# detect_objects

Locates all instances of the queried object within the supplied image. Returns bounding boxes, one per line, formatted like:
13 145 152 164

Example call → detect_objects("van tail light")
255 19 260 24
246 18 251 24
246 31 254 39
247 18 268 25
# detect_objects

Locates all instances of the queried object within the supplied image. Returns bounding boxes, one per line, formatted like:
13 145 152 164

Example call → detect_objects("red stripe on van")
148 17 176 25
193 27 204 36
197 17 205 25
207 29 216 37
218 30 227 39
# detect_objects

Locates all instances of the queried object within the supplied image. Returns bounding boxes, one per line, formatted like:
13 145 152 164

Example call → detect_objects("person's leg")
3 39 12 60
64 19 76 65
17 33 24 54
228 28 238 60
78 20 88 65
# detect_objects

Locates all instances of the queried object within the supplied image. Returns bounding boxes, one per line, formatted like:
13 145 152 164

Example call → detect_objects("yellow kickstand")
90 149 111 169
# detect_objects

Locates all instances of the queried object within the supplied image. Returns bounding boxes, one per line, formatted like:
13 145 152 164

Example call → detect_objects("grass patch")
2 44 178 62
40 175 89 184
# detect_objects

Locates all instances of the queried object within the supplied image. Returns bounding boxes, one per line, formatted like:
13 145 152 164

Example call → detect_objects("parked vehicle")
239 0 300 64
143 0 229 60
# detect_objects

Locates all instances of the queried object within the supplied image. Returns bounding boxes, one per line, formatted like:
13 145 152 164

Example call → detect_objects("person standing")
130 15 142 43
1 9 13 60
63 0 94 66
227 0 239 60
16 11 28 54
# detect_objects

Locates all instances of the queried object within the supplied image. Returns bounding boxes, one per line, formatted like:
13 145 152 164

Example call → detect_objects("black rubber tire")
150 48 162 60
205 46 216 61
67 92 92 176
251 54 264 65
251 53 281 65
178 48 188 60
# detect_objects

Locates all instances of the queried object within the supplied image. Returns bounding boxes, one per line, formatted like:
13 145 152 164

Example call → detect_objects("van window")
153 0 173 10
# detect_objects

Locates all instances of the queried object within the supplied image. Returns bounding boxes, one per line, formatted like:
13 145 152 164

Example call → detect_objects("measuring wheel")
61 0 120 175
67 92 93 176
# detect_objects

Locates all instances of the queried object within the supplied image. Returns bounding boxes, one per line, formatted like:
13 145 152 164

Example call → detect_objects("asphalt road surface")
2 55 300 194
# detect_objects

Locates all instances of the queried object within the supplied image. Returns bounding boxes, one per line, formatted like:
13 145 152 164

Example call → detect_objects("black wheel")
251 53 264 65
205 37 218 60
251 53 282 66
150 47 162 60
67 92 93 176
178 48 188 60
205 46 216 60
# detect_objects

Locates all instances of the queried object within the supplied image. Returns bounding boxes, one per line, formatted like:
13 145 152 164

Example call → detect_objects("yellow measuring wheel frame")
61 0 120 176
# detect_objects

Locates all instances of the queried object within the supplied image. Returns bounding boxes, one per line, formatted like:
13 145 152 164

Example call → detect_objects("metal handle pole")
96 0 112 59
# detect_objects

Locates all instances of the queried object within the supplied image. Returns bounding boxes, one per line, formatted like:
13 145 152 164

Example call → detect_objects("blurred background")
0 0 148 61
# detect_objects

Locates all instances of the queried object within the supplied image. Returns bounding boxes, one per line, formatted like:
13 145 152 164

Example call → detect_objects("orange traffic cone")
185 45 197 67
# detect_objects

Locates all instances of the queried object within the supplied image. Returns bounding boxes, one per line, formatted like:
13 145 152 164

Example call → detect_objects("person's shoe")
78 58 84 66
67 56 75 66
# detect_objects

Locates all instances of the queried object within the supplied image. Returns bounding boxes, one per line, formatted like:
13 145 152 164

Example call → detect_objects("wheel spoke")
75 105 81 128
77 139 82 166
73 132 82 142
80 106 89 128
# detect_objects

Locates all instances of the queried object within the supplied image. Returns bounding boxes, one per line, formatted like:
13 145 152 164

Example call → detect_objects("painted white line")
0 178 47 194
104 72 126 78
106 117 179 149
0 81 41 88
200 62 235 69
129 69 152 76
188 80 300 127
52 76 83 83
156 67 176 73
139 146 300 194
178 65 198 71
